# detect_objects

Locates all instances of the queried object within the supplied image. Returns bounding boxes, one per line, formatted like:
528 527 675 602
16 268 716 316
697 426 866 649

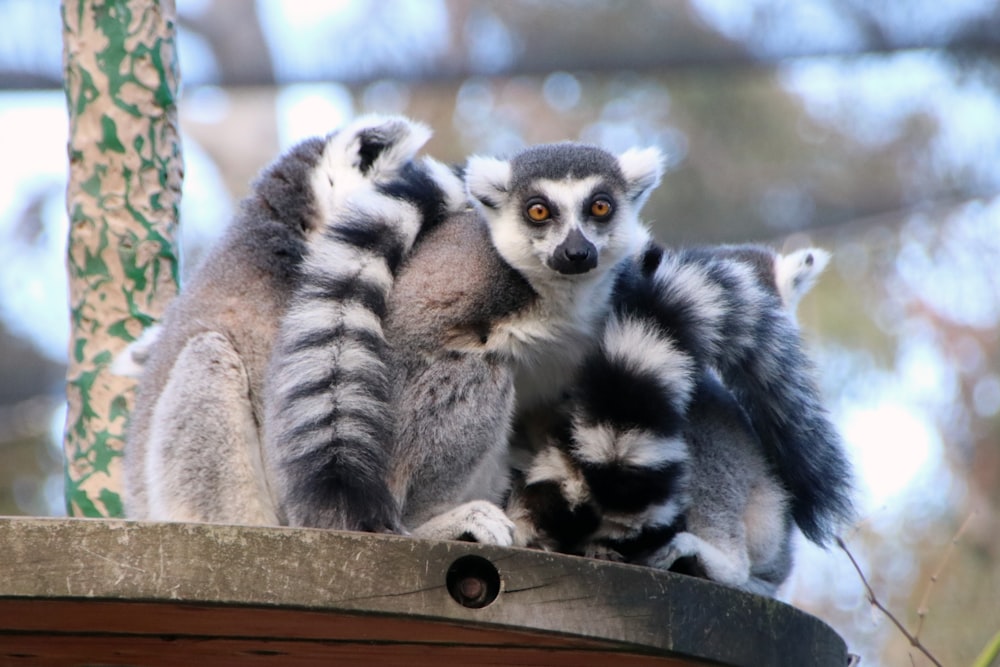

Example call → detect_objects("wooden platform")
0 517 846 666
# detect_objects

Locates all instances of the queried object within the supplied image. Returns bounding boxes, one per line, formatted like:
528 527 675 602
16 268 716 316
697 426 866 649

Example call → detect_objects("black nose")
564 246 592 263
549 228 598 275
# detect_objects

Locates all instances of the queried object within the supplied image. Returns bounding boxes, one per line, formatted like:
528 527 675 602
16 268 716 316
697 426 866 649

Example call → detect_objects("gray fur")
124 116 439 526
386 209 533 530
648 371 793 597
125 136 325 523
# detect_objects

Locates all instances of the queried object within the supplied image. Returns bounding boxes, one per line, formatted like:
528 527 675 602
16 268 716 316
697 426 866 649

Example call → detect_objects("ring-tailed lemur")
464 144 662 414
506 242 849 595
121 133 663 544
374 142 665 537
123 115 465 531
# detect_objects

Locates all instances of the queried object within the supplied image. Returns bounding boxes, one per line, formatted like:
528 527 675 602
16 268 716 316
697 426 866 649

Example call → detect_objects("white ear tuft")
774 247 831 315
465 155 512 211
617 147 664 210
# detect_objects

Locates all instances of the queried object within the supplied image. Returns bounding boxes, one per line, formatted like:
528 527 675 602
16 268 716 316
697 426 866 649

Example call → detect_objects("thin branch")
914 511 977 640
836 536 944 667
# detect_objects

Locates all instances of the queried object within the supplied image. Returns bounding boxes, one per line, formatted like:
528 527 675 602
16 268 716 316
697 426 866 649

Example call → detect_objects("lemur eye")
526 202 550 222
590 198 613 219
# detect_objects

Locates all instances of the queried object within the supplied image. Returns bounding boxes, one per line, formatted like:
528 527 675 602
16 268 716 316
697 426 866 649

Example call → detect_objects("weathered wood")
0 518 847 666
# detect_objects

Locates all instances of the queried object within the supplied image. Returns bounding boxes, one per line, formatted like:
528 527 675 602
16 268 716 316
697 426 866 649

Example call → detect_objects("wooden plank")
0 518 847 666
0 599 611 649
1 634 697 667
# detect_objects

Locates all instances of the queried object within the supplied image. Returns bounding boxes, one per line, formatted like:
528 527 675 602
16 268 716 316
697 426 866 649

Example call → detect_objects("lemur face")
466 143 664 284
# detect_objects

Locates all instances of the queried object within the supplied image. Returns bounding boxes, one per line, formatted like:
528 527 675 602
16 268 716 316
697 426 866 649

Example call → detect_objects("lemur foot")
412 500 516 547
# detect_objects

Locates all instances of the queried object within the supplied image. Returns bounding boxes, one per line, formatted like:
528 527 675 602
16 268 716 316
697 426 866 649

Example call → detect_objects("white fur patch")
774 247 830 315
302 240 396 295
597 496 687 541
281 300 383 349
655 259 726 333
571 422 689 470
110 324 162 378
602 315 696 412
616 147 664 207
422 156 468 214
525 446 590 509
310 114 430 233
340 190 423 251
465 155 511 209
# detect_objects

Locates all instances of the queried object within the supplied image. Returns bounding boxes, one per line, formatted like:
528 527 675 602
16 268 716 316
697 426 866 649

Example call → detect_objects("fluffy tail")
659 244 854 544
514 241 852 551
512 249 727 556
264 115 464 533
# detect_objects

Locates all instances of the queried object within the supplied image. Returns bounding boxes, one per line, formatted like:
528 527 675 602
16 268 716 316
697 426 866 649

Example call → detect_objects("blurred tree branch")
837 536 944 667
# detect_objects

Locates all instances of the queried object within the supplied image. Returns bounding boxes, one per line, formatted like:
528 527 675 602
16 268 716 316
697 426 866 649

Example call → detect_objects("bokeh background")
2 1 998 664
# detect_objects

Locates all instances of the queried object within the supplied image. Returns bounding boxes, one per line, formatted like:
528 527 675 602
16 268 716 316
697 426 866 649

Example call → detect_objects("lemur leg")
389 354 516 542
646 530 751 589
145 332 277 525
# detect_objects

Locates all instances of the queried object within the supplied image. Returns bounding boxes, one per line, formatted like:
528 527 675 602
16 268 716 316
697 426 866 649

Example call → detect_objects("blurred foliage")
1 1 998 665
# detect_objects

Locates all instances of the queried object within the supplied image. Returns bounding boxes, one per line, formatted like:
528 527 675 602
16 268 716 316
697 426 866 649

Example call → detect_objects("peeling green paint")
63 0 182 518
98 115 126 153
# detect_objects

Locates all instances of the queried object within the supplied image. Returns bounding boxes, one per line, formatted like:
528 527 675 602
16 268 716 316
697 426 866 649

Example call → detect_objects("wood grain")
0 518 847 666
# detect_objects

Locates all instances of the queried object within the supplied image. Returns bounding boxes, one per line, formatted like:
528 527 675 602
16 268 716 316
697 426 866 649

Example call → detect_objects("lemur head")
465 142 664 284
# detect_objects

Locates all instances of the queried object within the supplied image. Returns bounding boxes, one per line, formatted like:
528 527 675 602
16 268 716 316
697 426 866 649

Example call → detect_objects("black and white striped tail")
514 251 715 557
265 116 464 533
514 240 854 554
649 243 854 544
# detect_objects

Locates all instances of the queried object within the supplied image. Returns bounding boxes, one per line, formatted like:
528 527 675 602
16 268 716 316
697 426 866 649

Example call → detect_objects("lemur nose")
550 228 599 275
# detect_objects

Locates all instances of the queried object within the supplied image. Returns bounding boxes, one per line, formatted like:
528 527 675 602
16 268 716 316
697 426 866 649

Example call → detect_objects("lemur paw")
645 531 749 588
584 544 626 562
644 531 701 570
412 500 516 547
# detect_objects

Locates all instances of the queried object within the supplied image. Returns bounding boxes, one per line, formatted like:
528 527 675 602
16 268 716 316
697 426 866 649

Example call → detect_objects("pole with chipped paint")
62 0 182 517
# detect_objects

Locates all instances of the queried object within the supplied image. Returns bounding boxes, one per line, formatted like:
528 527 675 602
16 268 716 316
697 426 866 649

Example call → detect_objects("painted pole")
61 0 182 516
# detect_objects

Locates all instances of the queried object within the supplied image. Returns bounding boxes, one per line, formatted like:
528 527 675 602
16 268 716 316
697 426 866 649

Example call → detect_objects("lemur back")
124 116 463 530
385 209 534 530
125 136 326 524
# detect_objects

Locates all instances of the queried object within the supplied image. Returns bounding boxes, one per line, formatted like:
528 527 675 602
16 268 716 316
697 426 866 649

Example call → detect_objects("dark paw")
669 555 708 579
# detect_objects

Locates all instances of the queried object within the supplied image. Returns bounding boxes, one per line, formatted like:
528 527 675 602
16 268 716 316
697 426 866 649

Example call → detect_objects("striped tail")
264 116 464 532
660 244 854 545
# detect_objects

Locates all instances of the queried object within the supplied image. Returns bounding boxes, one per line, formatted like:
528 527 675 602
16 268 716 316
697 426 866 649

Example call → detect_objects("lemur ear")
774 247 831 315
617 147 664 210
465 155 512 211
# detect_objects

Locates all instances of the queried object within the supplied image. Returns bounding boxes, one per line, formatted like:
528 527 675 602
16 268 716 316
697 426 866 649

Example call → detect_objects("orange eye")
526 202 550 222
591 199 612 218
